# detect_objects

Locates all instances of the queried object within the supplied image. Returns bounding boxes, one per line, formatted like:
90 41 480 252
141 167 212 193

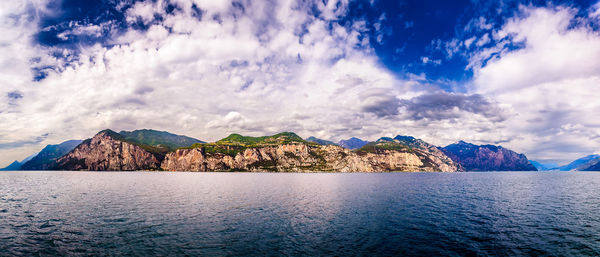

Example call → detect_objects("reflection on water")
1 171 600 256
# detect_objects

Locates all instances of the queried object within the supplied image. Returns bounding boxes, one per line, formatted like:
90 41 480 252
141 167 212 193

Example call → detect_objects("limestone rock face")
392 135 462 172
161 144 321 172
162 143 461 172
55 130 161 171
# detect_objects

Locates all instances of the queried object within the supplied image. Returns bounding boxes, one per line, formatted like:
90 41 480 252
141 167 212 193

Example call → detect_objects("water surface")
1 171 599 256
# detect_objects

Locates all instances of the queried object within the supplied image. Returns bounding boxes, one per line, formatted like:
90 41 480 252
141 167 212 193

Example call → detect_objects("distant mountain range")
550 155 600 171
0 128 549 172
529 161 559 171
441 141 537 171
21 140 83 170
306 136 337 146
528 155 600 171
337 137 369 149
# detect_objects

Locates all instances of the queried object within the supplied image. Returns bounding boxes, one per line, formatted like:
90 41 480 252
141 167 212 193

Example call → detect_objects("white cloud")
590 1 600 19
464 36 476 48
0 0 413 166
467 5 600 163
0 0 543 167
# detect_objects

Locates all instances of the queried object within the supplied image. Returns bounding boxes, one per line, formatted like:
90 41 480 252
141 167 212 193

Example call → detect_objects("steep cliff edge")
162 133 462 172
54 130 162 171
441 141 537 171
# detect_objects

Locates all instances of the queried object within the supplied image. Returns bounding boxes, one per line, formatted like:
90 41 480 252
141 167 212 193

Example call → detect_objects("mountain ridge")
162 133 461 172
441 141 537 171
21 140 83 170
338 137 368 149
0 129 548 172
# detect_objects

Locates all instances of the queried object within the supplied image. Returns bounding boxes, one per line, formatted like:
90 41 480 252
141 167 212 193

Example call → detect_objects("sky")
2 0 600 167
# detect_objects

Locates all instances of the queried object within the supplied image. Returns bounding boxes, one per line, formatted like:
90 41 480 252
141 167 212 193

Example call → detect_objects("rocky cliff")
441 141 537 171
162 133 462 172
54 130 162 171
119 129 204 151
39 130 469 172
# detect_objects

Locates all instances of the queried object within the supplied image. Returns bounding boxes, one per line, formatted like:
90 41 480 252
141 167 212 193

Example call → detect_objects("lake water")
1 171 600 256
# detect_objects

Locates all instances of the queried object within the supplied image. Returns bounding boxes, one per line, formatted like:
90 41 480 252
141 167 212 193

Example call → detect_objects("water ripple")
1 171 600 255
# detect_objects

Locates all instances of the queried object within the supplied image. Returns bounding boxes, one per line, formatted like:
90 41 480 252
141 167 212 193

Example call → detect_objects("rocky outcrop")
319 145 437 172
162 143 321 172
162 140 462 172
441 141 537 171
54 130 161 171
42 130 466 172
119 129 204 151
393 135 463 172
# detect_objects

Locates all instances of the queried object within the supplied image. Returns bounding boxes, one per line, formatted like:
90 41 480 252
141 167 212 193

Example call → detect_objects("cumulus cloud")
0 0 410 165
3 0 573 166
466 4 600 163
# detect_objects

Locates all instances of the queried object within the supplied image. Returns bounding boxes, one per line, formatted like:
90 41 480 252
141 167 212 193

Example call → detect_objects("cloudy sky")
2 0 600 167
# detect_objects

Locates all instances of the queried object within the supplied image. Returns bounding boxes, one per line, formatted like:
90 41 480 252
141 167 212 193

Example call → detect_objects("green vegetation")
179 143 247 157
99 129 171 155
216 132 307 147
119 129 204 151
178 132 318 159
204 144 247 157
354 140 413 154
247 159 278 171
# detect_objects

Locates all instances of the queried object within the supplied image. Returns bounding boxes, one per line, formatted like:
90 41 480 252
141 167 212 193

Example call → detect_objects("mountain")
119 129 204 152
530 161 550 171
338 137 368 149
0 152 40 171
353 136 463 172
306 136 337 146
162 133 462 172
21 140 82 170
0 161 23 171
556 155 600 171
441 141 537 171
54 129 162 171
216 132 305 146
